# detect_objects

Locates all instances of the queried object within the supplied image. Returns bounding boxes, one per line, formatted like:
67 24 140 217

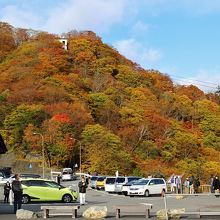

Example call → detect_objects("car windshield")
45 181 64 188
91 176 98 181
133 179 149 185
128 177 141 182
106 178 116 184
21 180 31 186
62 168 72 174
63 172 71 175
125 179 140 185
97 177 105 181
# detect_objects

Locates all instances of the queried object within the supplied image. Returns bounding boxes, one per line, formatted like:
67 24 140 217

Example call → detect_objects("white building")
58 38 68 50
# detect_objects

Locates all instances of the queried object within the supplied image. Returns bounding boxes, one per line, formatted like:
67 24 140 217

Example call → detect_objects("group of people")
169 174 220 194
170 175 200 194
182 175 200 194
3 174 23 214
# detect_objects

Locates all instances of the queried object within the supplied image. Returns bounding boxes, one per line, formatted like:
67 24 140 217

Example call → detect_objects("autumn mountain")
0 22 220 180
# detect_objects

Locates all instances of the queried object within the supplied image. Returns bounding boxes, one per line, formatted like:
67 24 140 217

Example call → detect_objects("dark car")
20 174 41 178
1 173 41 184
0 167 12 178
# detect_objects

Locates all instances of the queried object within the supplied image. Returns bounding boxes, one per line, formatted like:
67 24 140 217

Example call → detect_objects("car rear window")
106 178 116 184
97 177 105 181
91 176 98 181
116 177 125 183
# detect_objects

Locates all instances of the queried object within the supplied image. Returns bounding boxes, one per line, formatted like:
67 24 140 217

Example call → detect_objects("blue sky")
0 0 220 92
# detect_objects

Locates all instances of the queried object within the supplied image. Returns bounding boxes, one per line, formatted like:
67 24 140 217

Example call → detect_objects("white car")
90 176 99 189
128 178 167 197
122 178 142 196
105 177 116 193
115 176 141 194
61 168 76 181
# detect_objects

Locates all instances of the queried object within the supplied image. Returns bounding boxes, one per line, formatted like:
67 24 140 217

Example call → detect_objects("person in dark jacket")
213 176 220 194
57 174 61 185
12 174 23 214
4 181 11 203
193 178 200 194
78 176 87 205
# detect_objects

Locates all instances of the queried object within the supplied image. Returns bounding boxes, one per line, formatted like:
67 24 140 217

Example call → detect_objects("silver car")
90 176 99 189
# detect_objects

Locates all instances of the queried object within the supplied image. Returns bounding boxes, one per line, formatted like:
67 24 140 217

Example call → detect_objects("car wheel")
62 194 72 203
22 195 30 204
145 190 150 197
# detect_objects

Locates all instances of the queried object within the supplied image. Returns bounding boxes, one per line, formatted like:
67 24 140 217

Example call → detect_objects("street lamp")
70 138 82 175
33 132 45 178
79 140 82 175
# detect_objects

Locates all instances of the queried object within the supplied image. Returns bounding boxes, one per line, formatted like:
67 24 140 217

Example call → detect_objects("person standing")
12 174 23 214
193 178 200 194
183 178 190 194
78 176 87 205
189 175 195 194
210 174 215 193
213 176 220 194
4 181 11 203
57 174 61 185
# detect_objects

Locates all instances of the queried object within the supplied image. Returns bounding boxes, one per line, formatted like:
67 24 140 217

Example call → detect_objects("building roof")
0 134 7 154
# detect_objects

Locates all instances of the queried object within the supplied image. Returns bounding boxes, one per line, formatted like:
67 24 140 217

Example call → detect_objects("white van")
62 168 76 181
105 176 116 193
128 178 167 197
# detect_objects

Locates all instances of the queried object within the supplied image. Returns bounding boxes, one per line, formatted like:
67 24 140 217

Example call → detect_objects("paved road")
1 180 220 219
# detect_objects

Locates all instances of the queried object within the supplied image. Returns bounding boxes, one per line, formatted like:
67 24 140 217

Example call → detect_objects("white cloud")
1 5 44 30
43 0 128 34
0 0 133 34
113 38 162 68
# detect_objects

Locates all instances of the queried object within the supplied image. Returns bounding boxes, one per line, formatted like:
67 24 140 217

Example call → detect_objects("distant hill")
0 22 220 180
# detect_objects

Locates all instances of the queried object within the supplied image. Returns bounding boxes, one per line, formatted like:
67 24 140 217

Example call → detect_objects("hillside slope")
0 22 220 180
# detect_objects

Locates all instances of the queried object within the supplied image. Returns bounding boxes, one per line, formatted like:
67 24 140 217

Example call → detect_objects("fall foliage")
0 22 220 179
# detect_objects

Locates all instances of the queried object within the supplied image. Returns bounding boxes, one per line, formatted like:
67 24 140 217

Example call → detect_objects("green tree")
3 104 46 149
81 124 132 175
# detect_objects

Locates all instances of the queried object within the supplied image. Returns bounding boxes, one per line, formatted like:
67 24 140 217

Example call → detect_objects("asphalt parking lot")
1 180 220 219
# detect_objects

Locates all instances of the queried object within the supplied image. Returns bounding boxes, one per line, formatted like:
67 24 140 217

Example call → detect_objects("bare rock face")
16 209 39 219
83 206 108 219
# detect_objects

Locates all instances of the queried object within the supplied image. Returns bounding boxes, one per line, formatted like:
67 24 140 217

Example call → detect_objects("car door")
155 179 166 194
25 180 48 201
44 181 63 201
148 179 158 194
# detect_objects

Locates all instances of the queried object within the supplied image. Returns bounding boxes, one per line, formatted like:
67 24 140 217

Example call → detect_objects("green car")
21 178 78 204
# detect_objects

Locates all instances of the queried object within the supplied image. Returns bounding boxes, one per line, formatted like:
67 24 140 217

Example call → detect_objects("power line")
169 74 219 87
171 77 217 90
